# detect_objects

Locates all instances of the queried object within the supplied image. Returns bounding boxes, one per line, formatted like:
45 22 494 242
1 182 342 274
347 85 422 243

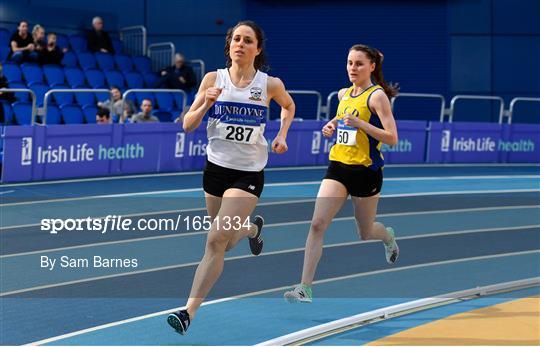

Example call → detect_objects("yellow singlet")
329 85 385 169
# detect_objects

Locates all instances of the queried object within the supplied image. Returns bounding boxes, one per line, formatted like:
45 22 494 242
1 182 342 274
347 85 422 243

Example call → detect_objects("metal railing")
42 89 112 125
120 26 147 56
449 95 505 123
121 89 188 123
507 97 540 124
148 42 175 72
323 91 339 119
187 59 206 88
0 88 37 124
391 93 447 122
287 90 323 120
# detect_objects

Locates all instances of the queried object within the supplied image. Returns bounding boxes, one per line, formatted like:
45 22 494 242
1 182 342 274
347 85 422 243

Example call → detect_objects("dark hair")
349 44 398 98
110 85 120 91
96 107 110 118
47 32 57 37
224 20 268 71
18 20 28 27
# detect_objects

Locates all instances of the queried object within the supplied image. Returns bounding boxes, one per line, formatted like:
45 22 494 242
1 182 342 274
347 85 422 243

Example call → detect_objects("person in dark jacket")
87 16 114 54
156 53 197 92
39 33 64 65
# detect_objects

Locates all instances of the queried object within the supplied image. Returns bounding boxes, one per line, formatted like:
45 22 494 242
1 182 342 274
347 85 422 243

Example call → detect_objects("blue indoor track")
1 164 539 345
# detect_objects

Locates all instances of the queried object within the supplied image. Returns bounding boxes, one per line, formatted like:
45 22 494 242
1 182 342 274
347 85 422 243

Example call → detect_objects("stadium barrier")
2 119 539 183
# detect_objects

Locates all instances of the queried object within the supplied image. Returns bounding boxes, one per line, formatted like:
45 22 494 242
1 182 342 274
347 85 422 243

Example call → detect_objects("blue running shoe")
167 309 190 335
249 215 264 256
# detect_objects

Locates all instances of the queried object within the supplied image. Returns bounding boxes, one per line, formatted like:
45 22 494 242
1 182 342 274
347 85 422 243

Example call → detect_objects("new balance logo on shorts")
248 185 256 190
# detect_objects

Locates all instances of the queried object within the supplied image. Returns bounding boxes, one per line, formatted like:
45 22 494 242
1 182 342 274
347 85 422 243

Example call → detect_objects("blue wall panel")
493 0 540 34
493 36 540 93
451 36 491 93
247 0 449 98
448 0 491 34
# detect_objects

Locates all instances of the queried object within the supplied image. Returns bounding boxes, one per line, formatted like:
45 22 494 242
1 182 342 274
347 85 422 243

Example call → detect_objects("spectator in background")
95 107 112 124
39 33 64 65
9 20 38 63
156 53 197 92
131 99 159 123
0 63 16 124
98 86 136 121
87 16 115 54
32 24 46 53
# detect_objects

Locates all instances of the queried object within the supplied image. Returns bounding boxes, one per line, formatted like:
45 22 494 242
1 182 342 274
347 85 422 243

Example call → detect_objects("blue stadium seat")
12 101 33 125
3 63 22 83
60 104 84 124
85 69 106 88
1 102 14 125
72 86 96 106
132 55 152 73
69 34 87 52
95 52 115 70
61 51 78 67
43 65 65 86
0 46 10 63
173 92 187 112
8 81 30 102
0 28 10 46
111 38 123 55
64 67 86 87
104 70 126 89
44 104 62 124
77 52 97 70
82 104 98 123
95 89 111 103
28 82 49 107
50 84 73 106
56 34 70 50
142 72 158 88
134 91 155 106
124 71 144 89
21 63 44 84
152 110 172 122
114 54 133 72
155 92 174 111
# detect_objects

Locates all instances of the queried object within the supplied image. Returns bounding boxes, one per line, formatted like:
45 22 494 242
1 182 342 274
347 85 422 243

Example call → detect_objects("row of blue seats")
4 82 186 111
1 101 180 125
6 65 158 97
0 27 123 54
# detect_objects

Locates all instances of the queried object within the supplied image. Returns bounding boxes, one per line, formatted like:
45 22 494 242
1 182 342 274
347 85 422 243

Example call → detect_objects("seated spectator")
9 20 38 63
96 107 111 124
156 53 196 92
97 86 136 121
39 33 64 65
131 99 159 123
87 17 114 54
32 24 46 53
0 63 16 123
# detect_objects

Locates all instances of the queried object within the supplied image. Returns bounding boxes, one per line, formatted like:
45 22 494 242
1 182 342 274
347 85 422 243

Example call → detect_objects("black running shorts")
203 160 264 198
324 160 383 197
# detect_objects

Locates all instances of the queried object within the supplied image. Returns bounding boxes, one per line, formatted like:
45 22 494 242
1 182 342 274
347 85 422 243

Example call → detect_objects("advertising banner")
1 120 435 183
428 122 540 163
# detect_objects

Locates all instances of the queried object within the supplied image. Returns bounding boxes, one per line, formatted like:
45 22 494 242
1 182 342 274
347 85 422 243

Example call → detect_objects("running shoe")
167 309 190 335
249 215 264 256
384 227 399 264
284 284 313 303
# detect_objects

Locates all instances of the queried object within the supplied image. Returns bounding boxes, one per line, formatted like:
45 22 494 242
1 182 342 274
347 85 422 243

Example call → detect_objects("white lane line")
0 190 15 195
2 175 539 207
27 249 540 346
2 205 538 258
4 163 537 188
2 224 539 296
